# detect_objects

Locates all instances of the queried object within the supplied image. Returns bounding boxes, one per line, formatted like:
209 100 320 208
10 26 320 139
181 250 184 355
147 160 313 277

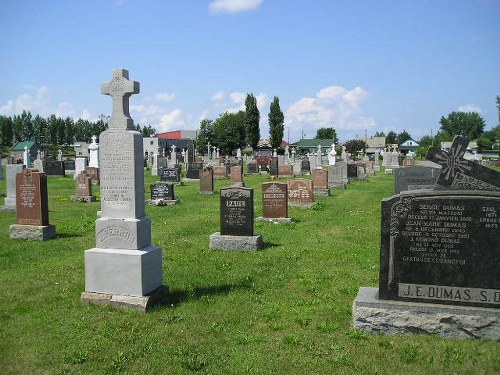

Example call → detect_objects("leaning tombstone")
287 179 316 207
353 136 500 340
9 169 56 240
256 182 291 223
148 182 178 206
210 187 263 251
81 69 168 312
71 172 96 202
0 164 25 212
312 168 330 196
200 166 214 194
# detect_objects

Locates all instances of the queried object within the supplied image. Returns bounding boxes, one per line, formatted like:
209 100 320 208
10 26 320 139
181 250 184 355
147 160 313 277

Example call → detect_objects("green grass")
0 167 499 374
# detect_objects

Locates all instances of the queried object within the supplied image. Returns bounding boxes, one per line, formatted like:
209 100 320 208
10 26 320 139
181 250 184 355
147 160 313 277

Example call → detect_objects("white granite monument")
88 135 100 168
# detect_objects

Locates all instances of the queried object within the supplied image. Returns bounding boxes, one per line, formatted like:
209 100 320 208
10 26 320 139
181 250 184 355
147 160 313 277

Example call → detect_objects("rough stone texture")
255 217 292 223
313 188 330 196
353 287 499 340
9 224 56 240
209 232 264 251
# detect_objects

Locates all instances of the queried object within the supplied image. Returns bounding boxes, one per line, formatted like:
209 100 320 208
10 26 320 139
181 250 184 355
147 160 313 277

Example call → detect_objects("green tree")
344 139 366 157
315 127 338 142
478 125 500 151
0 115 14 146
385 131 397 145
439 111 485 140
136 124 156 137
268 96 284 149
418 135 434 148
197 118 214 154
496 95 500 124
397 130 412 144
64 117 74 145
212 111 246 155
244 93 260 148
32 115 47 146
374 131 385 137
12 110 33 142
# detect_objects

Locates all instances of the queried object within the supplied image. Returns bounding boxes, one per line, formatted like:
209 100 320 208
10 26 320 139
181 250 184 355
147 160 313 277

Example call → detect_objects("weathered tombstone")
43 160 65 177
212 165 227 179
148 182 178 205
312 168 330 196
82 69 168 312
9 169 56 240
160 167 181 183
394 166 440 194
256 182 291 223
278 164 293 177
230 165 244 187
71 172 96 202
151 152 158 176
32 158 44 173
327 164 347 189
0 164 25 212
200 166 214 194
210 187 263 251
287 179 315 207
85 166 100 184
74 157 87 180
186 162 203 180
301 157 310 174
353 136 500 339
247 161 258 174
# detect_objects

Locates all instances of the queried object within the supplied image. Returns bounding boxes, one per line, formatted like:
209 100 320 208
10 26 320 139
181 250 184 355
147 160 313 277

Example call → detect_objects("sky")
1 0 499 143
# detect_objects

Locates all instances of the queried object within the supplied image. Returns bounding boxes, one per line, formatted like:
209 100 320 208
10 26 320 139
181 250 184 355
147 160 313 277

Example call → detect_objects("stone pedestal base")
71 195 96 203
313 188 330 196
230 182 244 187
81 285 169 313
256 217 292 223
9 224 56 240
210 232 264 251
146 199 179 206
84 246 163 296
353 287 499 340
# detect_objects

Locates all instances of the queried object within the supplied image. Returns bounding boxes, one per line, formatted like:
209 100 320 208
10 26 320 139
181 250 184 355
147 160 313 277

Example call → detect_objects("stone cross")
101 69 140 130
23 146 30 167
207 143 211 157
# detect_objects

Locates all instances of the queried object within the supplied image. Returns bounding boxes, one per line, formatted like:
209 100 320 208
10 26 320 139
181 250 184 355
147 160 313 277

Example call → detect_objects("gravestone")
269 158 278 178
287 179 315 207
327 164 347 189
353 136 500 339
0 164 25 212
71 172 96 202
278 164 293 177
394 166 440 194
85 166 100 184
186 162 203 180
247 161 258 174
301 158 310 174
82 69 168 312
33 158 44 173
312 168 330 196
148 182 178 205
64 159 75 172
200 167 214 194
43 160 65 176
9 169 56 240
210 187 263 251
74 157 88 180
230 165 244 187
88 135 99 168
160 167 181 183
347 163 358 180
256 182 291 223
213 165 227 179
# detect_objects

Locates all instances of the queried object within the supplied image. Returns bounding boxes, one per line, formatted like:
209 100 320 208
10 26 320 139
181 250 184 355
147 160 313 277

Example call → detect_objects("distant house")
399 139 420 155
144 129 196 161
441 141 478 154
11 141 41 163
295 139 335 155
73 141 91 157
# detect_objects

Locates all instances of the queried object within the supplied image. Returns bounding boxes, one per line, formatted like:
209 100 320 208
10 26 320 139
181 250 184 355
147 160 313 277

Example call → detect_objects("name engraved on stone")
398 284 500 305
96 226 136 245
220 187 253 236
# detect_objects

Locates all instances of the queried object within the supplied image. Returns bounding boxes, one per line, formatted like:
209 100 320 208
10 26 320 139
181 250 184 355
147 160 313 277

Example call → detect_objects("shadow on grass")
262 241 281 250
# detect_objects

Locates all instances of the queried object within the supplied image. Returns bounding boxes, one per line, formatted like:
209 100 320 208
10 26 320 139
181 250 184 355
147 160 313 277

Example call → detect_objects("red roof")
157 131 182 140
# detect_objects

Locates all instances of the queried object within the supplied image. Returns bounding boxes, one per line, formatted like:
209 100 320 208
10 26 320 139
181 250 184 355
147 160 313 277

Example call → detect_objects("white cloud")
285 85 375 134
155 92 176 103
211 91 225 101
209 0 263 14
80 108 93 121
55 102 74 118
0 85 58 117
158 109 184 132
458 104 482 113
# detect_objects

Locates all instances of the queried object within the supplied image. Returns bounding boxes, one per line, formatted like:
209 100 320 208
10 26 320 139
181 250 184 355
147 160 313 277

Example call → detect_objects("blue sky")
1 0 499 143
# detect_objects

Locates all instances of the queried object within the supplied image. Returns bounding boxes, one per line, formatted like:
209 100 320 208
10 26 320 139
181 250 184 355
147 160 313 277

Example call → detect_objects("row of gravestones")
4 69 498 339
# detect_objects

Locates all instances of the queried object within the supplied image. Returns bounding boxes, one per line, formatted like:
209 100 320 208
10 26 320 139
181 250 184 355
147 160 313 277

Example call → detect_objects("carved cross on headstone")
426 136 500 191
101 69 140 130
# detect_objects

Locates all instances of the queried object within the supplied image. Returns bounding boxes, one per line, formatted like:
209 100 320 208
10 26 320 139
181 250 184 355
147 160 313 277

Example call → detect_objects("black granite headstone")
160 167 181 183
220 187 254 236
347 163 358 179
150 182 174 200
43 161 65 176
247 162 258 174
186 162 203 179
301 158 310 173
394 166 440 194
64 159 75 170
269 158 278 177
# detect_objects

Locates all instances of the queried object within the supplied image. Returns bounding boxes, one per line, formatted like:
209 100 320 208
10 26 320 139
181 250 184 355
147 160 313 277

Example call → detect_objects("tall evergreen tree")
244 93 260 148
0 115 14 146
268 96 284 149
197 118 214 154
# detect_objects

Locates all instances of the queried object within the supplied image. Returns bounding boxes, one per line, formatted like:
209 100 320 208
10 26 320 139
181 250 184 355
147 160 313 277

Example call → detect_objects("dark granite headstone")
347 163 358 179
301 158 310 173
150 182 174 201
220 187 254 236
394 166 440 194
247 162 258 174
160 167 181 183
186 162 203 179
16 169 49 226
269 158 278 177
64 159 75 170
262 182 288 219
43 160 65 176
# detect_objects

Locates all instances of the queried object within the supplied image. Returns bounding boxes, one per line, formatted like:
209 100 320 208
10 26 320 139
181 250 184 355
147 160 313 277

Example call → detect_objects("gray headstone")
2 164 25 210
394 166 440 194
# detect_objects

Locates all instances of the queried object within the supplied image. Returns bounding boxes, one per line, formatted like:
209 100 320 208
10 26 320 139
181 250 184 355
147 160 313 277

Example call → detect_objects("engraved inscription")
97 226 135 245
399 284 500 305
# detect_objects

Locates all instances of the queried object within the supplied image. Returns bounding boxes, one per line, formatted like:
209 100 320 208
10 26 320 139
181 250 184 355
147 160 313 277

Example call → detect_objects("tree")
478 125 500 151
137 124 156 137
244 93 260 148
315 127 338 143
212 111 246 155
0 115 14 146
439 111 485 140
496 95 500 125
374 131 385 137
12 110 33 142
397 129 412 144
268 96 284 149
196 118 214 154
32 115 47 146
344 139 366 157
418 135 434 148
385 131 397 145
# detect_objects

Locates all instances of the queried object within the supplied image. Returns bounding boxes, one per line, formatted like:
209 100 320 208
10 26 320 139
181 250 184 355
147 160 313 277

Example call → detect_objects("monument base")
209 232 264 251
256 217 292 223
71 195 96 203
9 224 56 240
146 199 179 206
0 205 15 212
313 188 330 196
81 285 169 313
84 246 163 296
353 287 499 340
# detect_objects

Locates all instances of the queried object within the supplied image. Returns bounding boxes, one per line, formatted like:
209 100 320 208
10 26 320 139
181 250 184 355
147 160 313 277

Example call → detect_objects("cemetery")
0 70 498 373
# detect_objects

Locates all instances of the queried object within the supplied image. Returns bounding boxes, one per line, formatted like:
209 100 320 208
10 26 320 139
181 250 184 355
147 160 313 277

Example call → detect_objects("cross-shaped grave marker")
101 69 139 130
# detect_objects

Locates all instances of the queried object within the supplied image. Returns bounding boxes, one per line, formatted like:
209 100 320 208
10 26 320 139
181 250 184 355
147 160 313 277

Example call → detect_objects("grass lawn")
0 166 498 374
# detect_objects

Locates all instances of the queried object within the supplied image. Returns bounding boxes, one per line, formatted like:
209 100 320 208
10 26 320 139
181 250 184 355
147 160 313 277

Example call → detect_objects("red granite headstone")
213 165 227 179
278 164 293 176
287 179 314 205
262 182 288 218
76 172 92 197
230 165 243 185
200 167 214 194
312 169 328 189
16 169 49 226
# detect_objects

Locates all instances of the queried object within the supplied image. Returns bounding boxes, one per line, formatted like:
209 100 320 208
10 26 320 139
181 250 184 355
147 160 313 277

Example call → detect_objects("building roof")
364 136 385 148
11 141 38 151
296 139 336 148
157 130 197 140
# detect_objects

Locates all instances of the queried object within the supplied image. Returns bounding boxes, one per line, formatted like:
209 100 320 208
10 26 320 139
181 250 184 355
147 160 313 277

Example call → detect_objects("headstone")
82 69 167 312
402 157 415 167
0 164 25 212
316 145 322 168
230 165 244 186
200 166 214 194
74 157 87 180
209 187 263 251
71 172 96 202
148 182 178 205
85 166 100 184
247 161 258 174
170 145 177 165
347 163 358 180
186 162 203 179
327 164 346 189
151 152 158 176
301 158 310 174
160 167 181 183
33 158 44 173
57 149 63 162
278 164 293 177
256 182 291 223
9 169 56 240
269 158 278 178
23 146 30 167
43 160 66 177
394 166 440 194
212 165 227 179
353 136 500 339
312 168 330 196
287 179 315 207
